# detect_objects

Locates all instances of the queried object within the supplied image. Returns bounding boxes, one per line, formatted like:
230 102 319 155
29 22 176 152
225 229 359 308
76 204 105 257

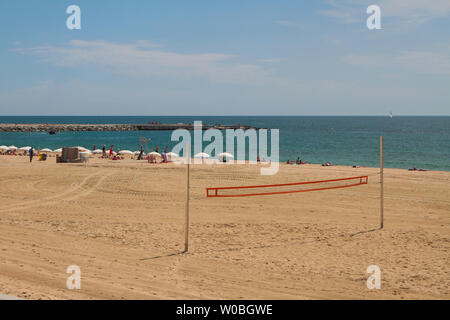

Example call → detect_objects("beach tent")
118 150 133 155
40 148 53 152
194 152 210 159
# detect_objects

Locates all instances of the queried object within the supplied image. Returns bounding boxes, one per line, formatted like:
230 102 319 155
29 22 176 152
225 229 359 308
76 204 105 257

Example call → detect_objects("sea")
0 116 449 171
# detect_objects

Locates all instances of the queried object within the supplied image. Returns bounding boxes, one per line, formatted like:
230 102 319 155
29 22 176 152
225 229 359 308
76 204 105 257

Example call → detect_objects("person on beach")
147 153 156 163
29 147 34 163
102 145 106 158
137 145 144 160
155 146 159 153
162 146 168 163
109 145 114 158
93 145 96 151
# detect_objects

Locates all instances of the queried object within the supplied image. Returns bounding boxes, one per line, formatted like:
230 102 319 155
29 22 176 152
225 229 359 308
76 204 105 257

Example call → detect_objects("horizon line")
1 114 449 117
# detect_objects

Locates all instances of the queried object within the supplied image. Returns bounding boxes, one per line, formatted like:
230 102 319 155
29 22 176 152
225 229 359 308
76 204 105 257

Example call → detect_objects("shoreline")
1 154 447 174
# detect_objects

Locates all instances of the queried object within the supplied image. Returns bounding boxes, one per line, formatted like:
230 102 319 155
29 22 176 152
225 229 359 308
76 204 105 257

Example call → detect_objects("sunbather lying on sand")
409 167 428 171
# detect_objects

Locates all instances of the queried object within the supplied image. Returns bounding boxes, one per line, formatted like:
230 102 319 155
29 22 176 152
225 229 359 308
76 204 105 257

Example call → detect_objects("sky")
0 0 449 116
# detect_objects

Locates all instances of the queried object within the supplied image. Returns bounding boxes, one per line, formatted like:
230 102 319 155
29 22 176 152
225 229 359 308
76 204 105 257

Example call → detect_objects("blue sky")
1 0 449 115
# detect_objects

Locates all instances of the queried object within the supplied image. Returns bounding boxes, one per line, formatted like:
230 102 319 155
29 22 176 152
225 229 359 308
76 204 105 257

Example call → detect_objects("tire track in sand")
0 170 111 213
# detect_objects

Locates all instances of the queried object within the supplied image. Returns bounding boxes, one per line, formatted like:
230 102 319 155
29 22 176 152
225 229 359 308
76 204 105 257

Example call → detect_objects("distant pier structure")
0 123 259 133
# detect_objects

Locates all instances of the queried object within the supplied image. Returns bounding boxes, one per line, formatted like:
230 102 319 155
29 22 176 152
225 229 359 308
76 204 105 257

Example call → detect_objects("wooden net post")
183 143 191 253
380 136 384 229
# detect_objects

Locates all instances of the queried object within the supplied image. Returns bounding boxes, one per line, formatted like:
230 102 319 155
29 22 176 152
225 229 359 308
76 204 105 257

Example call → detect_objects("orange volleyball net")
206 175 368 198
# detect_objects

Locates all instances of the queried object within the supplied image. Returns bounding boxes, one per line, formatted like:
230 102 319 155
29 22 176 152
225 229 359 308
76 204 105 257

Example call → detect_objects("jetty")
0 123 259 133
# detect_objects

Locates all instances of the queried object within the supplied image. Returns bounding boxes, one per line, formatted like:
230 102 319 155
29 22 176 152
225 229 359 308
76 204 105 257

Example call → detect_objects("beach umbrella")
74 146 88 152
194 152 210 159
8 145 18 150
118 150 133 155
19 146 32 151
40 148 53 152
92 149 103 154
79 151 91 157
54 148 63 153
218 152 233 158
166 152 179 160
148 152 162 157
166 152 179 157
0 145 8 150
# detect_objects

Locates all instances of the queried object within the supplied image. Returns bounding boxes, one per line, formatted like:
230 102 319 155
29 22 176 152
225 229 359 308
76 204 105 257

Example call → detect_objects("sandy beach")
0 155 448 300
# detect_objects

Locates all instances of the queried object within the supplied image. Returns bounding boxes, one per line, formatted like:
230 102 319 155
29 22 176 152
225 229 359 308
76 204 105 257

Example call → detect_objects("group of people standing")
93 144 169 162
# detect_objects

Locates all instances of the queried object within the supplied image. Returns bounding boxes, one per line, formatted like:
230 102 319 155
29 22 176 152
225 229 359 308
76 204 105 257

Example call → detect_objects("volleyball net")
206 175 368 198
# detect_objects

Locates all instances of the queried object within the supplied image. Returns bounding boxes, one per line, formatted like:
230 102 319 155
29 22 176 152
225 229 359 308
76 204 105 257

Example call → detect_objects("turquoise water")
0 116 449 171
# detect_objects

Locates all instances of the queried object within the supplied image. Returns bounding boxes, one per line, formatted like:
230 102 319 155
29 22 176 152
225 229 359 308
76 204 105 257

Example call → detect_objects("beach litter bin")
39 154 47 161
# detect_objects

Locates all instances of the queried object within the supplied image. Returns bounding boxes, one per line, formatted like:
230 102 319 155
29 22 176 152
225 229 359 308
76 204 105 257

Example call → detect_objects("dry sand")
0 155 448 299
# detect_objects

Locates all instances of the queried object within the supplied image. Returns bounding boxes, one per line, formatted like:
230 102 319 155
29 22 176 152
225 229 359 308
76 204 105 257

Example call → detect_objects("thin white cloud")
318 0 450 29
342 45 450 75
379 0 450 19
256 58 284 63
14 40 281 86
316 9 362 24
